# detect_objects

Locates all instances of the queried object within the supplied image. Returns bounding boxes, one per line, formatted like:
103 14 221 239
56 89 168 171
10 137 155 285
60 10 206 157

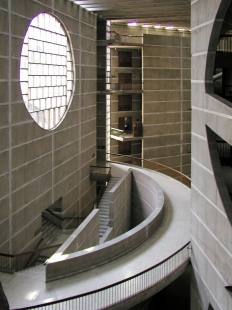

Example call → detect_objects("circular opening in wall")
20 13 75 130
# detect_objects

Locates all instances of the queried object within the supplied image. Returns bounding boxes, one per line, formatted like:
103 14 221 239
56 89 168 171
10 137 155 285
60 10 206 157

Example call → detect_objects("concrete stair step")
98 176 121 240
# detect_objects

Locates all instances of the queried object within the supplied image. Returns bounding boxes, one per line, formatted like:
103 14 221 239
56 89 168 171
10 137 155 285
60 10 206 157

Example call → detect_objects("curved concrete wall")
46 167 164 281
109 170 132 239
191 1 232 309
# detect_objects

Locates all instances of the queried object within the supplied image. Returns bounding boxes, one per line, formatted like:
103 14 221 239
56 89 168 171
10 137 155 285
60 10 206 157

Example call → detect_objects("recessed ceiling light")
142 24 151 27
127 22 137 26
165 25 174 29
154 24 161 28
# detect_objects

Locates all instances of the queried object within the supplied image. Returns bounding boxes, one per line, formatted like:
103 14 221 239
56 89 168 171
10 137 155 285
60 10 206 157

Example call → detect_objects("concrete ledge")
50 209 99 256
100 227 114 244
46 169 164 282
109 170 132 238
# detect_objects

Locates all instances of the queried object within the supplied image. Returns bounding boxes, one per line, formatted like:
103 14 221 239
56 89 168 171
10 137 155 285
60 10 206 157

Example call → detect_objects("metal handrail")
108 153 191 188
110 127 143 138
0 243 62 273
97 82 143 91
45 208 85 222
13 242 190 309
90 165 111 207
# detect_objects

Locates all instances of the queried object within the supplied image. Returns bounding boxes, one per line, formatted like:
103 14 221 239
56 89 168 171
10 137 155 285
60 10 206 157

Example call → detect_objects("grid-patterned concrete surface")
0 166 191 309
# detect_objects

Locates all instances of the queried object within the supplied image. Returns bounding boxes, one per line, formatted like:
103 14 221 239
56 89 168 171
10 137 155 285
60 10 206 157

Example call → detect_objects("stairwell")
98 177 120 239
27 217 62 267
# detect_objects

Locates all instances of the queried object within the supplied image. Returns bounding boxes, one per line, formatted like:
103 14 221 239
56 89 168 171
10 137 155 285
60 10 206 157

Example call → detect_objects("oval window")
20 13 75 130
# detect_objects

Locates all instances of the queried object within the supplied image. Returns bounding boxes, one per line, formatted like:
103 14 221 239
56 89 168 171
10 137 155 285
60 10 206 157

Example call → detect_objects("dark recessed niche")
208 304 215 310
206 126 232 225
206 1 232 104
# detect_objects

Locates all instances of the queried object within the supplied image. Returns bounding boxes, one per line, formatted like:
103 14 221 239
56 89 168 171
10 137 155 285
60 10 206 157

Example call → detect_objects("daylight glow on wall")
20 13 75 130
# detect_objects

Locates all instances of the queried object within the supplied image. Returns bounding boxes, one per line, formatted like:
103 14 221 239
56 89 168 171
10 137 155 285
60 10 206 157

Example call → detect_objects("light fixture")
165 25 174 30
178 28 185 31
142 24 151 28
154 24 161 28
127 22 137 26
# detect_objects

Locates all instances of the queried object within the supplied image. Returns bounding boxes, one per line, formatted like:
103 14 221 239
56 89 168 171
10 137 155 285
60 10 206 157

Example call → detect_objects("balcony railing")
110 127 142 140
217 35 232 52
90 165 111 182
0 244 62 273
99 31 143 45
97 82 143 92
108 153 191 188
14 242 190 310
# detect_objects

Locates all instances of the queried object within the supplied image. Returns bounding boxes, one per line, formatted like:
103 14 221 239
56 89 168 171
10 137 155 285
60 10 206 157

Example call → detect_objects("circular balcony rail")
14 242 190 310
107 153 191 188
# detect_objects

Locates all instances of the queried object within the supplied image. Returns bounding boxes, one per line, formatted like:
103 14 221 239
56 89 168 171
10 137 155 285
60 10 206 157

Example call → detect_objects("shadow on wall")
206 126 232 224
206 0 232 106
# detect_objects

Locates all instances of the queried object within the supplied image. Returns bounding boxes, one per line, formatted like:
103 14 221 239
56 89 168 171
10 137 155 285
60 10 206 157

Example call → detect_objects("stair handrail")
107 152 191 188
44 208 85 222
0 243 62 273
90 165 111 208
94 182 108 208
13 241 190 309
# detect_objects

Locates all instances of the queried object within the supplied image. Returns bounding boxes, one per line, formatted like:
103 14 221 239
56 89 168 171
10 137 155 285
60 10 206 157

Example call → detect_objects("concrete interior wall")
143 34 191 176
0 0 97 255
191 0 232 309
109 170 132 238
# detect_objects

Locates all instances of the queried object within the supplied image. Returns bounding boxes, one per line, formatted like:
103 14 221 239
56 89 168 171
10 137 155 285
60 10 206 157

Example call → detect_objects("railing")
90 165 111 181
93 182 108 208
97 82 143 92
0 253 14 273
0 244 62 273
90 165 111 207
217 35 232 52
106 31 122 42
108 153 191 188
43 209 85 229
14 242 190 310
102 31 143 45
216 139 232 166
110 127 143 139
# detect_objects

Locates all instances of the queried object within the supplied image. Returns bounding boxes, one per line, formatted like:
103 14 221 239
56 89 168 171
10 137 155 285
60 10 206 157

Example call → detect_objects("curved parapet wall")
46 168 165 282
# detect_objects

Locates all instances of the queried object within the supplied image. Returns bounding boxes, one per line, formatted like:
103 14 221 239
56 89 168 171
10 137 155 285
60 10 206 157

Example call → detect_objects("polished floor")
0 164 191 309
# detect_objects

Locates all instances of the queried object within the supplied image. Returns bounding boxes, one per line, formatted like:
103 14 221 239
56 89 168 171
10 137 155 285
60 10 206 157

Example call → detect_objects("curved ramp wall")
46 168 164 282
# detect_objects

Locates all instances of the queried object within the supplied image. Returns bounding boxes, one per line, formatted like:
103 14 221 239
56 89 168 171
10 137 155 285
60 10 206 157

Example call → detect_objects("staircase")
41 216 61 245
98 177 120 239
27 217 62 267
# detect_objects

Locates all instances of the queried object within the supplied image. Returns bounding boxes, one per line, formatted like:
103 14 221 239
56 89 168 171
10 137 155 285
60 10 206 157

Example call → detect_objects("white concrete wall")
109 170 132 238
143 34 191 176
191 1 232 310
52 209 99 255
0 0 97 255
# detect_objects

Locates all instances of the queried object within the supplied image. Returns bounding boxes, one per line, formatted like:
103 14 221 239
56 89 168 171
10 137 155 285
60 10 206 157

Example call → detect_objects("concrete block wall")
109 170 132 238
0 0 96 255
97 93 106 161
143 34 191 176
110 48 141 88
191 1 232 310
